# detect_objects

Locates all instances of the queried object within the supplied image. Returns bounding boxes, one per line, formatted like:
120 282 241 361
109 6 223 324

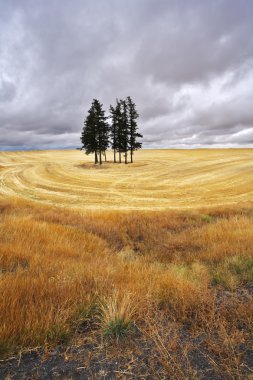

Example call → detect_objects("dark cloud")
0 0 253 150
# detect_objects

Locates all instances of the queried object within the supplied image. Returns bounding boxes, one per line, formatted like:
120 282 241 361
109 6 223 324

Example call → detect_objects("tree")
81 99 109 165
115 99 124 163
127 96 142 163
120 99 129 164
109 103 118 163
81 101 98 164
99 101 110 163
81 97 142 165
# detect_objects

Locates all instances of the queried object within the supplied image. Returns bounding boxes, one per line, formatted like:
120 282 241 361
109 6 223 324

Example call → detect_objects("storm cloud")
0 0 253 150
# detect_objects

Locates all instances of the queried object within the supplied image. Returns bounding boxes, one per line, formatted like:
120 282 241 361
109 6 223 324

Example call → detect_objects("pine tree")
81 101 98 164
115 99 124 163
121 99 129 164
81 99 109 165
109 104 118 163
82 97 142 165
99 101 110 164
127 96 142 163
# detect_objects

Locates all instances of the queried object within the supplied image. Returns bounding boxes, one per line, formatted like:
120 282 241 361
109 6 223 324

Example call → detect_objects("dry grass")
0 149 253 377
100 291 136 340
0 149 253 210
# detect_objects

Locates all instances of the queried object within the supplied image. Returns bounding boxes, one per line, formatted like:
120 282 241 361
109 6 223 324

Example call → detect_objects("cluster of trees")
81 97 142 164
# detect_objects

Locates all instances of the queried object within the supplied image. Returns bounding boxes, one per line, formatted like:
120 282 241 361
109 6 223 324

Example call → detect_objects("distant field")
0 149 253 210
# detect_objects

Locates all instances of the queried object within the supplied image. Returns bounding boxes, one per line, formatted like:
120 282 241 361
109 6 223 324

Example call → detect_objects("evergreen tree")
109 104 118 163
81 99 109 165
81 97 142 165
81 101 98 164
127 96 142 163
115 99 124 163
120 99 130 164
99 102 110 163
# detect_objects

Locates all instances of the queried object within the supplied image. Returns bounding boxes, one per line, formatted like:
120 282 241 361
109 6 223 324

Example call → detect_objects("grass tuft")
201 214 213 223
103 317 133 340
210 255 253 289
100 292 135 340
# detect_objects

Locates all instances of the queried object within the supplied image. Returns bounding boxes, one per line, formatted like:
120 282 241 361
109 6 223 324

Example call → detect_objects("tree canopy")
81 97 142 164
81 99 109 164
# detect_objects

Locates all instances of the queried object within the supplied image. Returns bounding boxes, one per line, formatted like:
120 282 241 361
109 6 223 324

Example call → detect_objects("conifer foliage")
81 99 109 165
81 97 142 164
127 96 142 163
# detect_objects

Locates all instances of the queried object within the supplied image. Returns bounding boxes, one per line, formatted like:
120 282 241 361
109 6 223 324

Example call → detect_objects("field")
1 149 253 210
0 149 253 379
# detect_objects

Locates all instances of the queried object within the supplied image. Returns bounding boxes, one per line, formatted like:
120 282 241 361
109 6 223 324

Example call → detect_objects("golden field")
0 149 253 378
0 149 253 210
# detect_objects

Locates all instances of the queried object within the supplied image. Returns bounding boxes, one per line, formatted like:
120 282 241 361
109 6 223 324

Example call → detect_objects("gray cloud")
0 79 16 102
0 0 253 150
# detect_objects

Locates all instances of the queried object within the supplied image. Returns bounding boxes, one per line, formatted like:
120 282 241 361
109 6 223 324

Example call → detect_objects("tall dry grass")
0 197 252 377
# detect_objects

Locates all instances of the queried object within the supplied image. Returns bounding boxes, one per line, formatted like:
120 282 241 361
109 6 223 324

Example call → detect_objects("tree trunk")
99 149 102 165
131 149 133 163
114 149 116 163
125 151 128 164
119 151 121 163
104 151 107 162
95 151 98 164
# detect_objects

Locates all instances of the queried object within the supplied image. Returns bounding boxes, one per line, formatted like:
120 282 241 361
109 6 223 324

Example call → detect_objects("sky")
0 0 253 150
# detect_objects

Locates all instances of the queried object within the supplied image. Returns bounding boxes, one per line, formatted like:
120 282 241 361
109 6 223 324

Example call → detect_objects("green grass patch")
72 302 99 332
200 214 213 223
46 324 70 345
229 256 253 282
210 255 253 289
103 317 134 340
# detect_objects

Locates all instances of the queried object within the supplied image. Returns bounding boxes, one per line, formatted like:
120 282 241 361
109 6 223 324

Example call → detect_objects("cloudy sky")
0 0 253 150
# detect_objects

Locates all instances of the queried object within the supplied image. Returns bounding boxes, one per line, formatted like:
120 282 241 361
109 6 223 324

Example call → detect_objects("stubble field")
1 149 253 210
0 149 253 379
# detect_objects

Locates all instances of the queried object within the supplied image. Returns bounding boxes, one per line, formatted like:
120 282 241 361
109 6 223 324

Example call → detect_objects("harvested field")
0 149 253 210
